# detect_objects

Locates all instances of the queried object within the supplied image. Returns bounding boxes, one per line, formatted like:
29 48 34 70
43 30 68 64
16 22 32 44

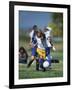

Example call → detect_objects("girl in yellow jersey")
36 30 47 71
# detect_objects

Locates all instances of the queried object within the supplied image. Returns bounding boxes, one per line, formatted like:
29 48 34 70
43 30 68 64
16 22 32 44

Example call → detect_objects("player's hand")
52 46 56 51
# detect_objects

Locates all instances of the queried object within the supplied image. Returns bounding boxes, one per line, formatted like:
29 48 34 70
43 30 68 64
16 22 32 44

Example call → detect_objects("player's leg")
27 56 35 67
46 55 51 66
36 58 39 71
39 51 46 71
39 58 46 71
45 47 51 67
39 57 43 68
27 47 36 68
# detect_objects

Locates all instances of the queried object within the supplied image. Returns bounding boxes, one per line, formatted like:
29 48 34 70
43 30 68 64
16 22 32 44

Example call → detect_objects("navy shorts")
31 46 37 56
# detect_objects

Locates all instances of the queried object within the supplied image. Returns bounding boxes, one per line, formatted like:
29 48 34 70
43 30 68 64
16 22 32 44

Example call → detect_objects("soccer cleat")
51 59 59 63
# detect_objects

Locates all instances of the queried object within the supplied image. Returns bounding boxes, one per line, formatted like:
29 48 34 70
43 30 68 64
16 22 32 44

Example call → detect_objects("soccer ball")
43 61 49 68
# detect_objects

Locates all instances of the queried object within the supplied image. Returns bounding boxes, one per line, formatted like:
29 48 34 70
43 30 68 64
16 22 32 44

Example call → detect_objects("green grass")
19 60 63 79
19 50 63 79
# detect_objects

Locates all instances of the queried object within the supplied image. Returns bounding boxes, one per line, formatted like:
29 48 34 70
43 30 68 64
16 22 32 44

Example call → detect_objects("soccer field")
19 51 63 79
19 63 63 79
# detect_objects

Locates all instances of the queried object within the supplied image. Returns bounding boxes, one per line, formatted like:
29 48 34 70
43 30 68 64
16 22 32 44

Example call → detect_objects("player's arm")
48 36 56 51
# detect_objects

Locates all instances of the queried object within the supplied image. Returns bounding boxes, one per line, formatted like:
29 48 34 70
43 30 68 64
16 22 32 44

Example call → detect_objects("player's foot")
27 65 30 68
36 69 39 71
36 66 39 71
38 67 42 71
43 68 46 72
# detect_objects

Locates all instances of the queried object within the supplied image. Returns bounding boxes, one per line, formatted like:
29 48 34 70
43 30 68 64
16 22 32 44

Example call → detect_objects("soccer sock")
27 60 33 68
36 59 39 70
46 55 51 66
39 58 44 68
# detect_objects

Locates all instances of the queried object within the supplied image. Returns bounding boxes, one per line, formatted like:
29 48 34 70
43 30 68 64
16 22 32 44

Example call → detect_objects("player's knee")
31 56 35 60
40 56 43 59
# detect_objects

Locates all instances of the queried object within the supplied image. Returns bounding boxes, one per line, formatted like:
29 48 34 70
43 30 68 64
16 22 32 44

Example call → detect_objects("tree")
52 13 63 30
48 13 63 37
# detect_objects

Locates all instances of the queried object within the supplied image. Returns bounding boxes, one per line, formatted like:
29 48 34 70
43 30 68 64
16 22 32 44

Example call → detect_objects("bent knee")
31 56 35 60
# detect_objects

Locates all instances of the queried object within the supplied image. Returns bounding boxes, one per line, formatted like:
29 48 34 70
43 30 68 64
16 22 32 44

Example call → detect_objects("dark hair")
19 47 25 52
33 25 37 30
19 47 28 58
38 30 45 38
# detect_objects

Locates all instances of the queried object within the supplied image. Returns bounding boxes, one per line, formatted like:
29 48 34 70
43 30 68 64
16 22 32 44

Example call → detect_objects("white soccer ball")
43 61 49 68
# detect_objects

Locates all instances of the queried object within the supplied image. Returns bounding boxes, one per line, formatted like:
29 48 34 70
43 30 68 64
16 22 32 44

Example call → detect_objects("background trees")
48 13 63 37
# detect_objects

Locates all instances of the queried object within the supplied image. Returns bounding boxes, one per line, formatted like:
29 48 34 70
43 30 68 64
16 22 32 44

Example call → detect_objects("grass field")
19 60 63 79
19 36 63 79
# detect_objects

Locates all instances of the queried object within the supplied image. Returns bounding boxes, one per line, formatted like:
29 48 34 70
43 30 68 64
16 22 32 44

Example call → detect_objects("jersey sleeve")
29 30 34 38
